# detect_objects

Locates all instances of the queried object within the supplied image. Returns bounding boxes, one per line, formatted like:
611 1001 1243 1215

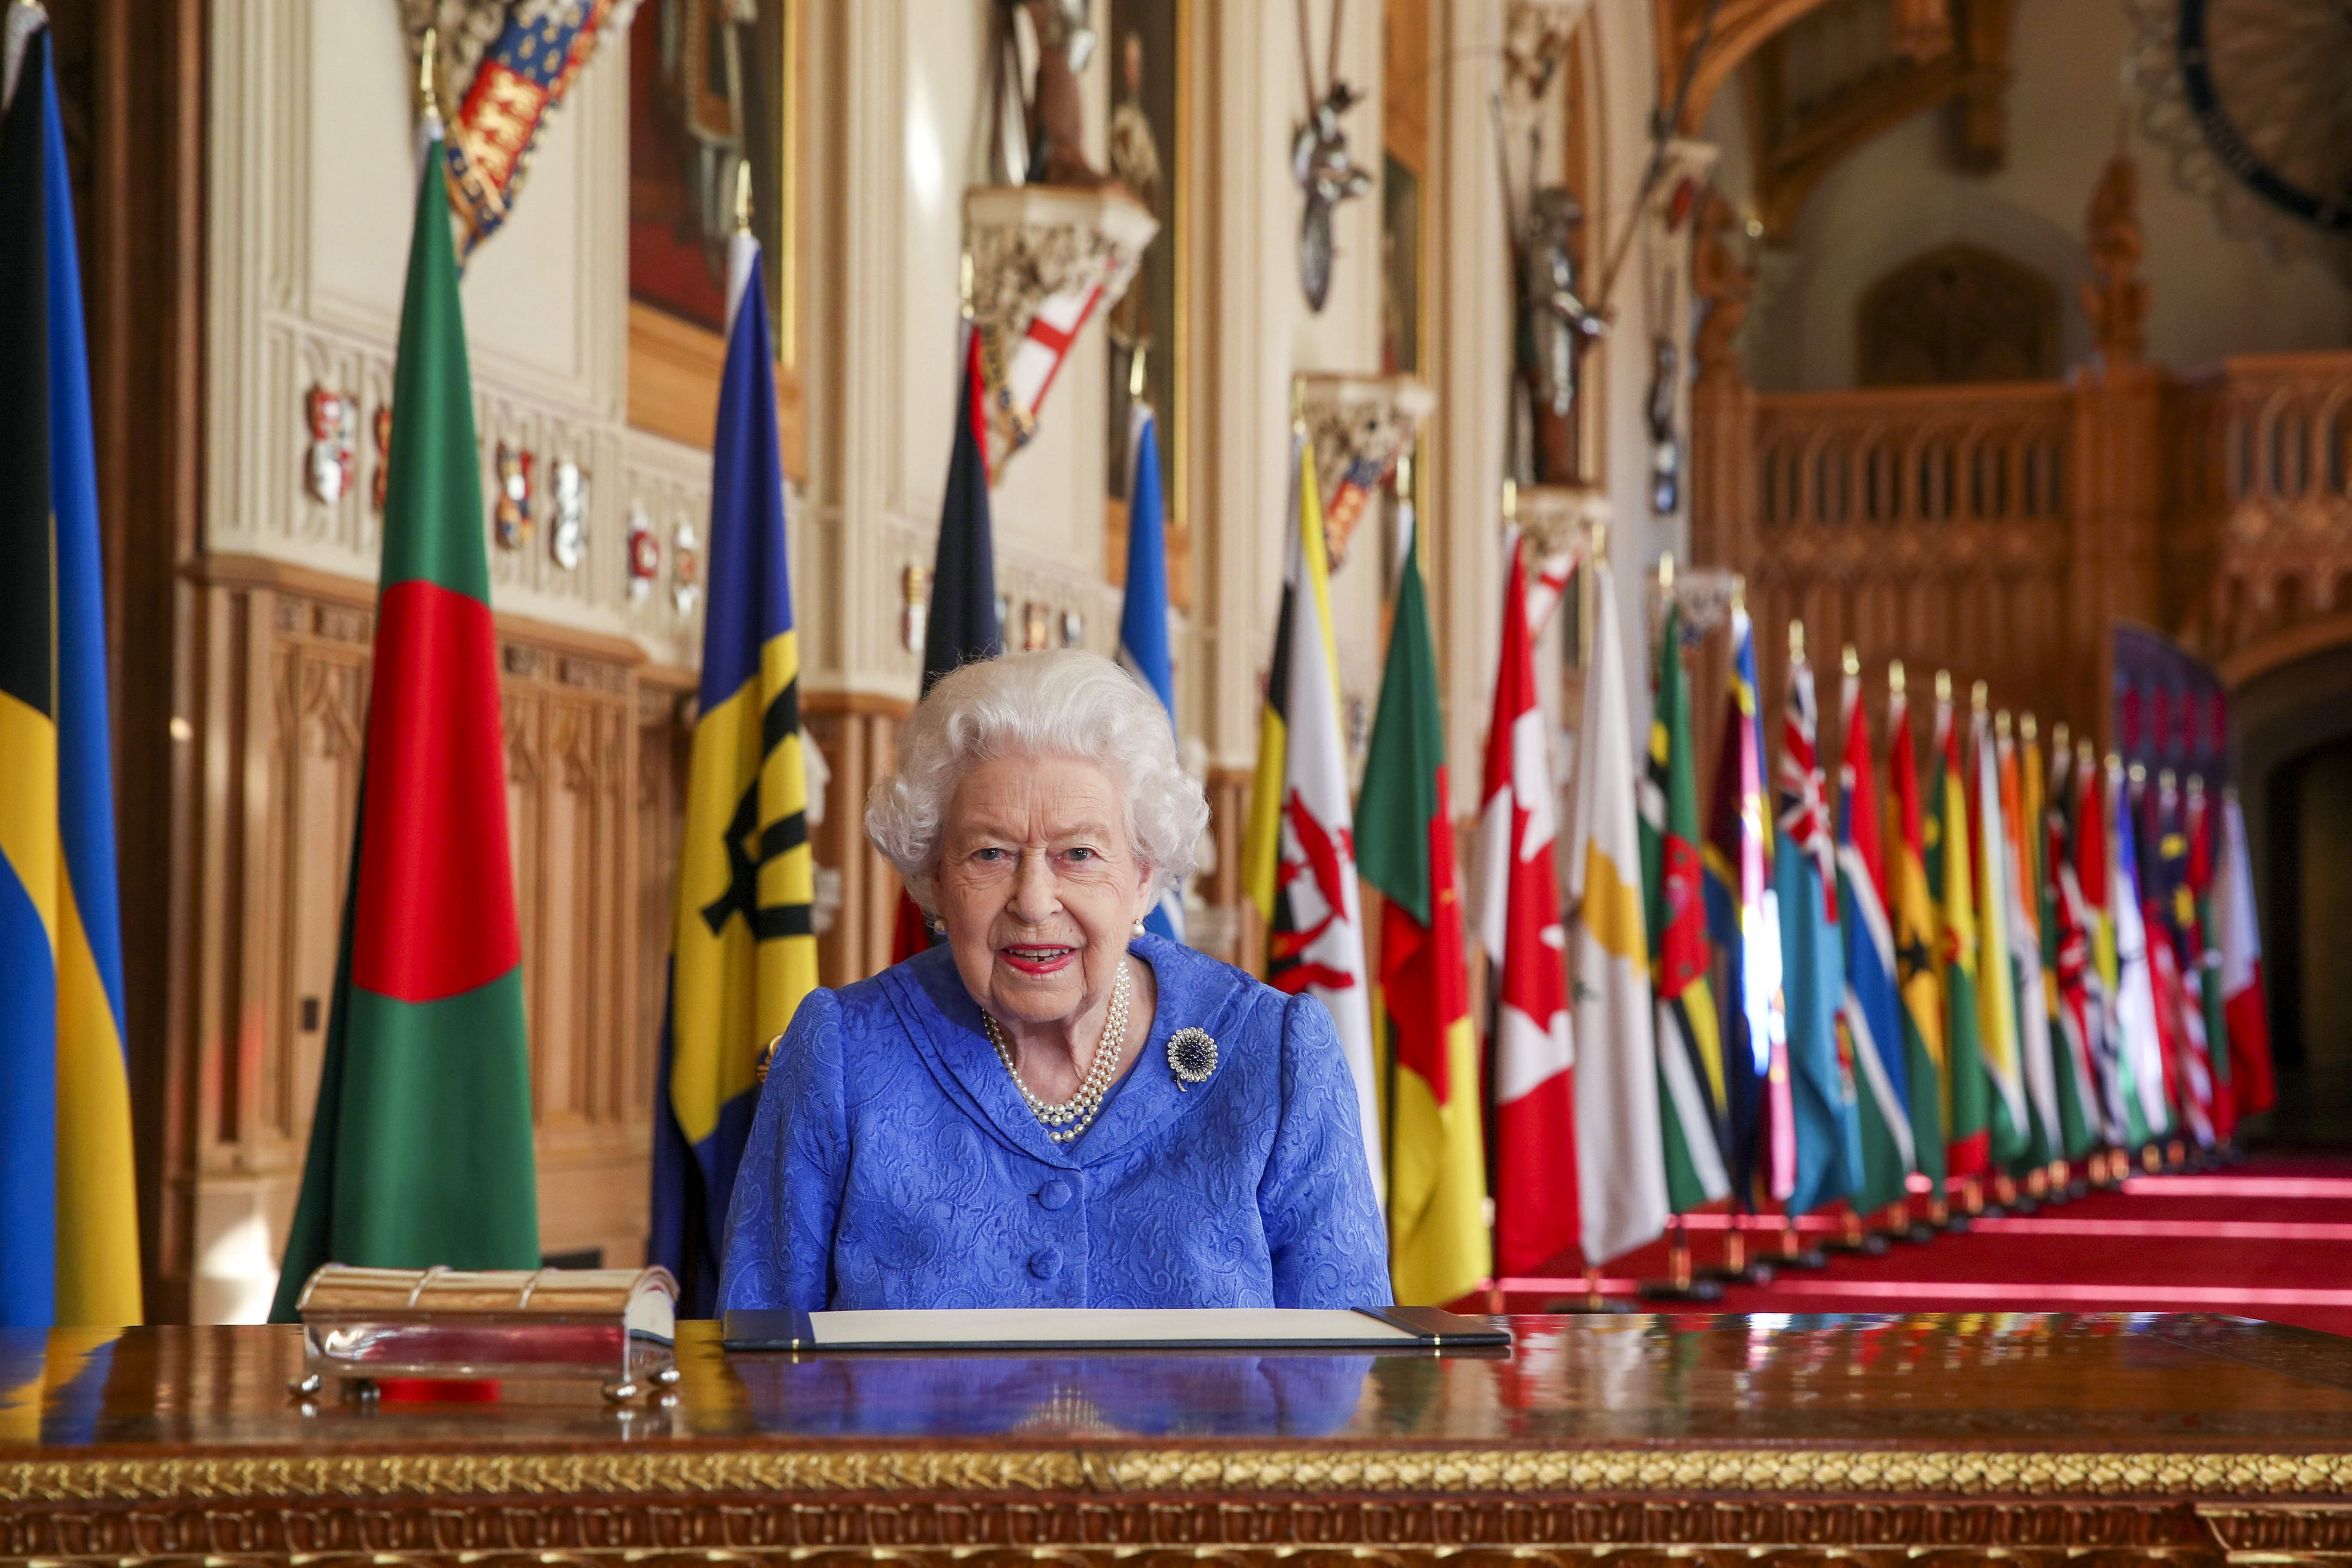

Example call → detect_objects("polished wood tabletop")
6 1313 2352 1564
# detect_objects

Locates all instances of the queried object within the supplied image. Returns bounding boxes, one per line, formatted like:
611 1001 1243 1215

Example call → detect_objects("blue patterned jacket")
716 935 1391 1313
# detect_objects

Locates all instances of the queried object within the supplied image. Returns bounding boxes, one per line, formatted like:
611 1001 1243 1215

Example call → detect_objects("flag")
1775 634 1858 1218
2145 772 2215 1147
1476 531 1576 1275
892 326 1004 963
2077 741 2138 1146
1119 404 1185 943
2215 787 2275 1115
2110 760 2171 1144
1704 607 1789 1208
1929 683 1990 1179
0 16 141 1326
1567 567 1668 1265
270 103 537 1320
1242 436 1381 1203
1969 704 2030 1169
1836 658 1914 1214
2185 777 2235 1144
649 226 820 1315
1884 671 1945 1191
1359 514 1487 1305
1995 720 2058 1170
2043 738 2104 1159
1640 602 1730 1214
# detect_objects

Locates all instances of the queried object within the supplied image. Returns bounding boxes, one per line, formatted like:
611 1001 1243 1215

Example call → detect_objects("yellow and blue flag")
0 14 142 1329
650 226 818 1313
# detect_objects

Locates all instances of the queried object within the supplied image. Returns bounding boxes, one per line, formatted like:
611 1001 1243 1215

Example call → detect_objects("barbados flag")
0 13 142 1327
650 222 818 1314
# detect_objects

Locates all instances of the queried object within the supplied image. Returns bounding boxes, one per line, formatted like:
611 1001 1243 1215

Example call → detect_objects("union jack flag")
1776 634 1839 922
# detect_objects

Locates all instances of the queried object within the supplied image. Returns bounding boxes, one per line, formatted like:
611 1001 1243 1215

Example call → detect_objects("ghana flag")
651 224 818 1313
0 15 142 1326
270 104 537 1320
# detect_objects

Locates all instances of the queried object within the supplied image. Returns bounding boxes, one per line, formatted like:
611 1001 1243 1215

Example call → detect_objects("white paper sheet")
807 1307 1417 1347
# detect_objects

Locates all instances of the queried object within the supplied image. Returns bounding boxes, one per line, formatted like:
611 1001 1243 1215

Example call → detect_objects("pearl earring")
1132 921 1146 937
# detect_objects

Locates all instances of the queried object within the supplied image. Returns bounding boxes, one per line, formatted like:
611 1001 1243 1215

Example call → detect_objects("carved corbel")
1502 0 1594 113
1692 189 1758 390
964 185 1158 473
2083 150 2150 369
1292 373 1437 572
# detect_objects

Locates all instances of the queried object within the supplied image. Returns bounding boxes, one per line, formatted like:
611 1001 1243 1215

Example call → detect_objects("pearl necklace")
982 960 1131 1144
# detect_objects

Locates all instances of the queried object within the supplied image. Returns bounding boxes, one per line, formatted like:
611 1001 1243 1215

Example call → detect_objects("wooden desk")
5 1314 2352 1565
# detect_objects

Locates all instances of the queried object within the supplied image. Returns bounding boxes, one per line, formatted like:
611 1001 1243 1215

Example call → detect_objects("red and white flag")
1475 530 1577 1276
2216 787 2276 1115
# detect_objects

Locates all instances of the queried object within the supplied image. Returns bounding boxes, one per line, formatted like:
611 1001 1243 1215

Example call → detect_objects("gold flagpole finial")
1935 669 1953 704
1971 680 1989 713
1996 709 2013 740
1394 447 1412 500
1658 550 1675 591
1731 573 1746 614
1788 619 1805 660
1841 643 1860 679
733 159 754 234
2052 720 2069 752
2159 766 2176 791
417 27 439 117
1502 477 1519 522
1591 520 1608 563
959 250 974 318
1889 658 1906 699
2021 712 2037 743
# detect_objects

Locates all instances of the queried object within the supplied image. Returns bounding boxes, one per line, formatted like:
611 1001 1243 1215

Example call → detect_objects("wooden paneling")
802 692 910 989
627 302 808 484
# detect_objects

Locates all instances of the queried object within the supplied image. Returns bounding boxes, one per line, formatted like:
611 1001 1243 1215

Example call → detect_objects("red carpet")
1487 1150 2352 1338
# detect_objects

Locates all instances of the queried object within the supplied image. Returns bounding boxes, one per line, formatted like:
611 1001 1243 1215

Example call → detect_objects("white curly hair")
866 649 1208 917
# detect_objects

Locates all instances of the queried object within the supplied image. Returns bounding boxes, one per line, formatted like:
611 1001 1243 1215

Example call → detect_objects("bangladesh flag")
1929 690 1989 1180
269 118 537 1320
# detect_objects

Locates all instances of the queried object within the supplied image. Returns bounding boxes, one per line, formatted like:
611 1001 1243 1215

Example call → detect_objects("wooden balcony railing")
2166 352 2352 681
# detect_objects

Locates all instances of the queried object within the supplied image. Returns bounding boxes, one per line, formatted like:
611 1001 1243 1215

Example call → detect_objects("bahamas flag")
652 225 819 1314
0 15 141 1327
271 98 537 1321
1119 404 1184 943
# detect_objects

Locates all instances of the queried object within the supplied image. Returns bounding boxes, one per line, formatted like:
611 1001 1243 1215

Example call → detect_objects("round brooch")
1167 1027 1218 1091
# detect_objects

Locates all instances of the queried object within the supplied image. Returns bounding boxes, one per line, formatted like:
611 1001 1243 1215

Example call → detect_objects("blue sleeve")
717 988 847 1313
1259 992 1393 1308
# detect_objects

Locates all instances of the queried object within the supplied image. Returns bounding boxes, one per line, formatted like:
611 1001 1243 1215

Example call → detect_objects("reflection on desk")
6 1313 2352 1564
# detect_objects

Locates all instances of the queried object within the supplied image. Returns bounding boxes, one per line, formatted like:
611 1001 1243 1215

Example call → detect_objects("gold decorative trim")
6 1447 2352 1506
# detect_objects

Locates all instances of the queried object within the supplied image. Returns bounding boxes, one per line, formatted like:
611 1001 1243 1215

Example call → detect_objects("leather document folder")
720 1305 1510 1353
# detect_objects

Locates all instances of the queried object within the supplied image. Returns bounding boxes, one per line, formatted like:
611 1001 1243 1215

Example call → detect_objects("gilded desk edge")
7 1445 2352 1504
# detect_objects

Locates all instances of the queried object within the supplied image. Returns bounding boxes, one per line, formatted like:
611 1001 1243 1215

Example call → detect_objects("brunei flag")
651 224 819 1313
1242 435 1381 1204
270 98 537 1320
1884 665 1945 1190
1639 598 1730 1214
0 15 141 1327
1358 505 1487 1305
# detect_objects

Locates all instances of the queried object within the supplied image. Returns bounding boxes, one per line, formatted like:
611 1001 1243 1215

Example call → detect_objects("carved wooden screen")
1857 242 2059 388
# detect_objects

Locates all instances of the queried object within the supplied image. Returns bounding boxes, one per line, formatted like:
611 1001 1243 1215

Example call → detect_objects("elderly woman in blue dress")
717 650 1389 1311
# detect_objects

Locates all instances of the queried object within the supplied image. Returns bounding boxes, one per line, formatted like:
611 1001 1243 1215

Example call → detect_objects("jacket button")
1028 1247 1063 1280
1037 1179 1072 1211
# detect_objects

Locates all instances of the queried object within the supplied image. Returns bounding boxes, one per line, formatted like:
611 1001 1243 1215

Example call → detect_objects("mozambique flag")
1884 667 1945 1189
271 107 537 1320
1639 600 1730 1213
1357 514 1487 1305
1928 680 1990 1179
0 20 141 1326
651 228 819 1313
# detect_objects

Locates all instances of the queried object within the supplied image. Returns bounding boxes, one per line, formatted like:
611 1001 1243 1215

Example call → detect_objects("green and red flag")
270 109 537 1319
1357 508 1487 1305
1638 599 1730 1214
1928 679 1990 1180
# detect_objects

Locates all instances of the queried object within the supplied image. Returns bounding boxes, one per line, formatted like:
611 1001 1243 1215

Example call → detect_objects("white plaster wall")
1712 0 2352 392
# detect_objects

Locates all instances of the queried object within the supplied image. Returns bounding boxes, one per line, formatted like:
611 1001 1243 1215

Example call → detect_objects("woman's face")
935 751 1154 1032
